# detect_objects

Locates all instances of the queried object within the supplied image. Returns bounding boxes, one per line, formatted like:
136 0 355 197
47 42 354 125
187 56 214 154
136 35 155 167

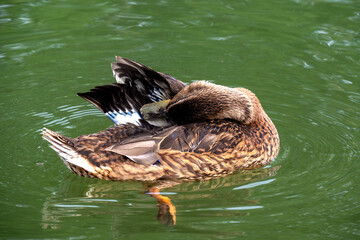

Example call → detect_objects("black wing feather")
78 57 186 126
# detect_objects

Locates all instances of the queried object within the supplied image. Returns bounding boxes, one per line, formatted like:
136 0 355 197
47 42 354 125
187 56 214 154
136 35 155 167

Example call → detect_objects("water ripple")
313 25 360 49
233 179 276 190
187 206 264 211
30 104 104 129
54 204 99 208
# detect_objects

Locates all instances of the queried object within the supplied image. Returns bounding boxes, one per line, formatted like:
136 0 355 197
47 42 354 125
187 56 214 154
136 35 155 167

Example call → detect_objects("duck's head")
141 81 262 126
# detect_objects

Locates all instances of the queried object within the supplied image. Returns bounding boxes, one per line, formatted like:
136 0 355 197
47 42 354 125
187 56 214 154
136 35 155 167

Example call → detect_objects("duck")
42 56 280 182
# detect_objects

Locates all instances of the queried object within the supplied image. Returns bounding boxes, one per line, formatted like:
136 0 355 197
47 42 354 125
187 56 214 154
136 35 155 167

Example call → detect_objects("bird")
42 56 280 182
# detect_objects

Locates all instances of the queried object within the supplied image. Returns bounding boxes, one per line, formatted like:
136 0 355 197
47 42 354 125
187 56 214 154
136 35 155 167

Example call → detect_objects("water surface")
1 0 359 239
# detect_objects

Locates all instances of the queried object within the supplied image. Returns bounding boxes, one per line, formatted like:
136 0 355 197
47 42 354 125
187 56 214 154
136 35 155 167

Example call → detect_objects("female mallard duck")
43 57 279 181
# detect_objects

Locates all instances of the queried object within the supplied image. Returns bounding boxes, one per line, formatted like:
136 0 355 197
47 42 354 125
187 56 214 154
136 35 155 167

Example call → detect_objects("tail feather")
42 128 97 174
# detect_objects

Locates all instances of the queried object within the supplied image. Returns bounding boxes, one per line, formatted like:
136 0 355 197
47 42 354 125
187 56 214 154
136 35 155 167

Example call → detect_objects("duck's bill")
140 100 173 127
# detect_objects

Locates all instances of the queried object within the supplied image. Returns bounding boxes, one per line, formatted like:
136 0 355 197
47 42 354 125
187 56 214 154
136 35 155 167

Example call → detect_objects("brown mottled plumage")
42 57 279 182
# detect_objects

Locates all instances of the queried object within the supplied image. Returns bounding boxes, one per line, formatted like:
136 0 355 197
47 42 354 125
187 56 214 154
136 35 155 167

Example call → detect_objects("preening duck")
42 57 280 181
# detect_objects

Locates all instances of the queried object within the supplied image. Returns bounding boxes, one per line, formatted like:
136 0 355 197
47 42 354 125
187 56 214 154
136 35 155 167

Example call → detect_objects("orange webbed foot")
148 187 176 226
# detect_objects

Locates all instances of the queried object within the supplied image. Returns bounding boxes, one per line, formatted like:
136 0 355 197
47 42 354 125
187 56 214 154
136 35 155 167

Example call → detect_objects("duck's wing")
105 123 234 166
104 127 176 166
113 57 185 98
78 83 146 126
78 57 186 126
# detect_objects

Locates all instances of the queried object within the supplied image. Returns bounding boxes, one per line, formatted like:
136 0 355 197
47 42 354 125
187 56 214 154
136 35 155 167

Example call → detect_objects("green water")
1 0 359 239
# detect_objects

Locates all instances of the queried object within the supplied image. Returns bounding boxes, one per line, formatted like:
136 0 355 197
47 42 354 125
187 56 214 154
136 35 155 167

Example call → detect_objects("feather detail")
77 84 144 126
111 57 185 102
78 57 185 126
42 128 97 174
105 140 158 166
102 123 231 167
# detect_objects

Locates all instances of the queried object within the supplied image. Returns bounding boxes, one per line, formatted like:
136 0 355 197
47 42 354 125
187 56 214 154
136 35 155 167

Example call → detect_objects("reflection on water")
41 166 279 229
